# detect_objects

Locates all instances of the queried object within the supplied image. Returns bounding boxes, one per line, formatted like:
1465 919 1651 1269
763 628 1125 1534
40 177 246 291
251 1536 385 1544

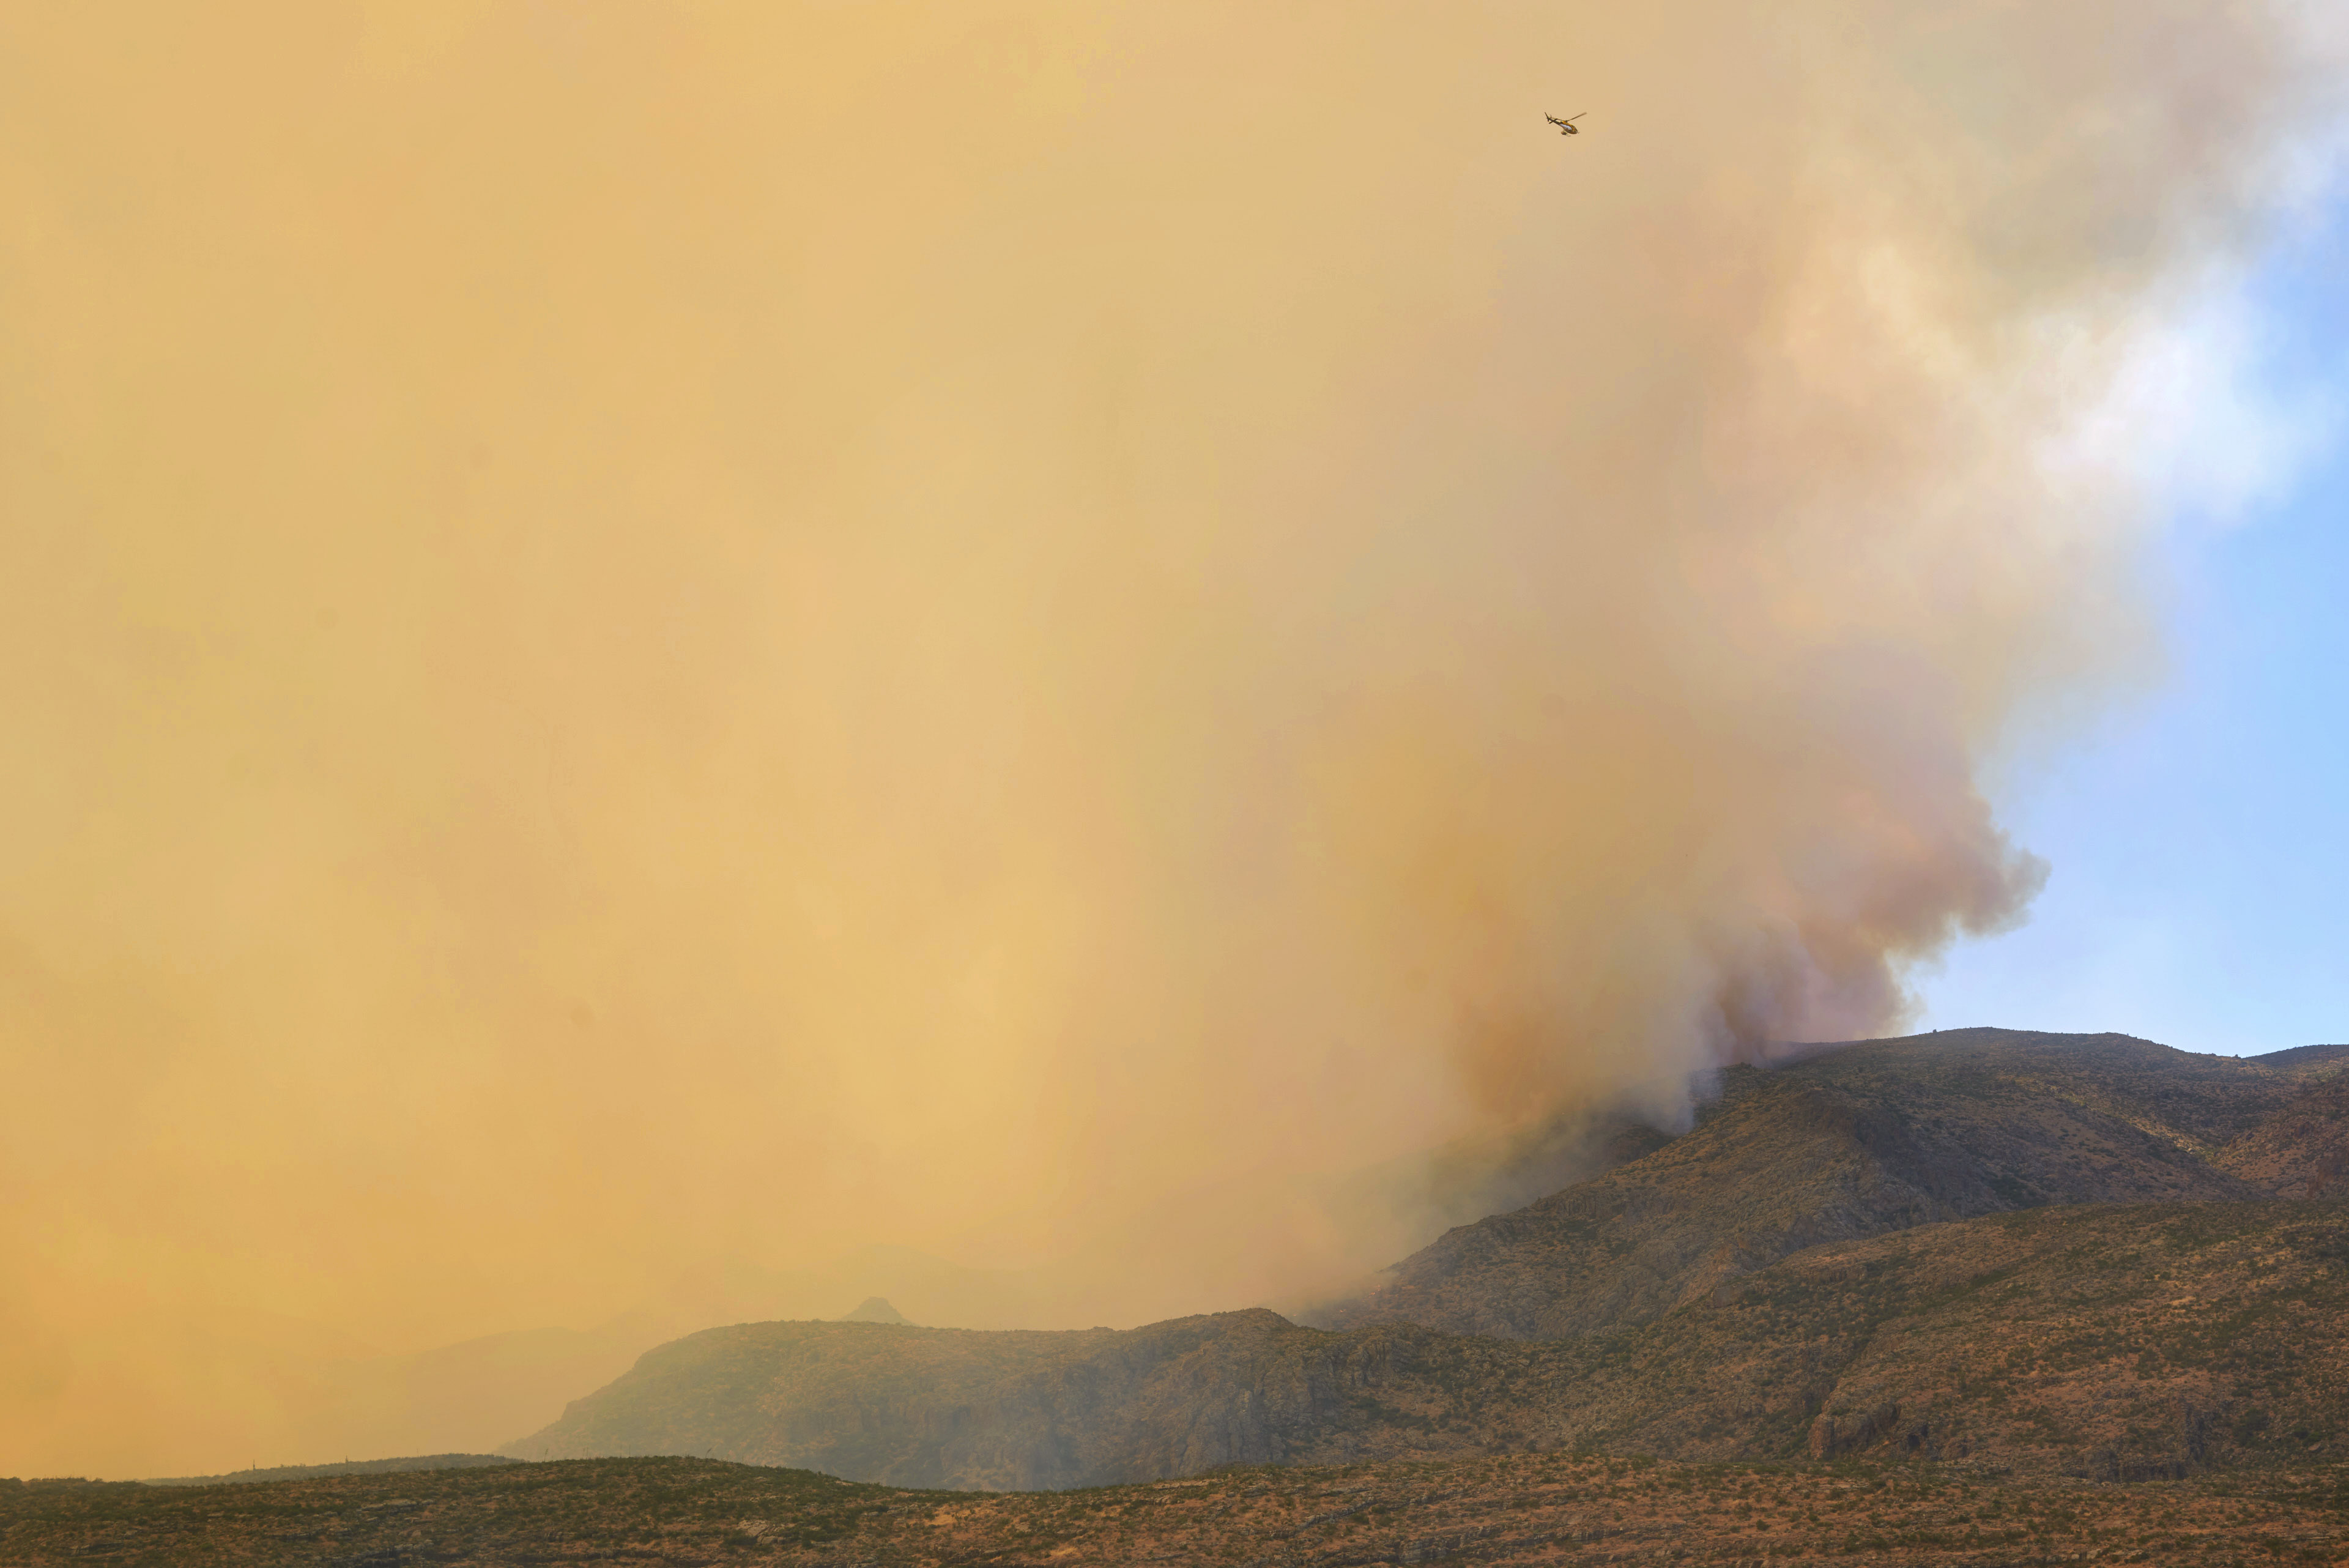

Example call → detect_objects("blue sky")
1917 204 2349 1056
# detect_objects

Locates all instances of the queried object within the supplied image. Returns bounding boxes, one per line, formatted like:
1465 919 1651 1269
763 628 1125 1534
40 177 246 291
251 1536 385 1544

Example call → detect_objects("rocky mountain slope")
499 1030 2348 1490
504 1200 2348 1488
2214 1072 2349 1199
1313 1029 2314 1340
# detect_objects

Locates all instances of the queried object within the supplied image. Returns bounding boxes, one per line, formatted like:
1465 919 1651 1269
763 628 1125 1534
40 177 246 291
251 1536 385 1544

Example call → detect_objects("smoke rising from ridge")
1 1 2341 1474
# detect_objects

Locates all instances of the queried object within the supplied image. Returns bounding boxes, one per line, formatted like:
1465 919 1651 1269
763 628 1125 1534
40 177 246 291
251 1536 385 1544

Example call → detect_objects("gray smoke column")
0 0 2342 1475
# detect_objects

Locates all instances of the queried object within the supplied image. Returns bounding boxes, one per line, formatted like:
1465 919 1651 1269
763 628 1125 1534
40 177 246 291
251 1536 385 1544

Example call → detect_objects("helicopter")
1545 113 1586 135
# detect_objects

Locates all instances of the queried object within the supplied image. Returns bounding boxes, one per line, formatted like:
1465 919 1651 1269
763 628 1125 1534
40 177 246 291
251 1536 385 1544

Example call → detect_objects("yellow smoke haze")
1 1 2339 1476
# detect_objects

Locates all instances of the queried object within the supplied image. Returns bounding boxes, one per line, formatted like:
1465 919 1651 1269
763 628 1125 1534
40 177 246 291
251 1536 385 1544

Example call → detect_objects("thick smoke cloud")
1 1 2340 1475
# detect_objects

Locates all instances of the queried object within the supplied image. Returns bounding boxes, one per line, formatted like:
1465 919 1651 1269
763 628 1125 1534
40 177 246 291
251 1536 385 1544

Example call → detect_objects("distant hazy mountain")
119 1244 1036 1477
500 1202 2347 1487
834 1298 911 1325
220 1077 1690 1471
500 1028 2348 1487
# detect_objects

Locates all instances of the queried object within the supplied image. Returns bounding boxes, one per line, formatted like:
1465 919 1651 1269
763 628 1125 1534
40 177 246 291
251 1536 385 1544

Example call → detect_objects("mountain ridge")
500 1030 2349 1488
1309 1028 2321 1340
502 1199 2348 1488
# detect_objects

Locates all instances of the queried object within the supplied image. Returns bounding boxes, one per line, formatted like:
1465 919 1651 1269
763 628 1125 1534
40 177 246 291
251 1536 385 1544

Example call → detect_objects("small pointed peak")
835 1296 911 1325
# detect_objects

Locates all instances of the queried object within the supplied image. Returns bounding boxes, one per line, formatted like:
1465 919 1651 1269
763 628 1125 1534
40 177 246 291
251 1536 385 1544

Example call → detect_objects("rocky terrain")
7 1452 2345 1566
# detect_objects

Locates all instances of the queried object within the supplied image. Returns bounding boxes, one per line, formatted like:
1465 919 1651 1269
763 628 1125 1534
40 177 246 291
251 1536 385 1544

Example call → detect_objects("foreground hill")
8 1452 2343 1566
1315 1029 2325 1340
505 1200 2348 1488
